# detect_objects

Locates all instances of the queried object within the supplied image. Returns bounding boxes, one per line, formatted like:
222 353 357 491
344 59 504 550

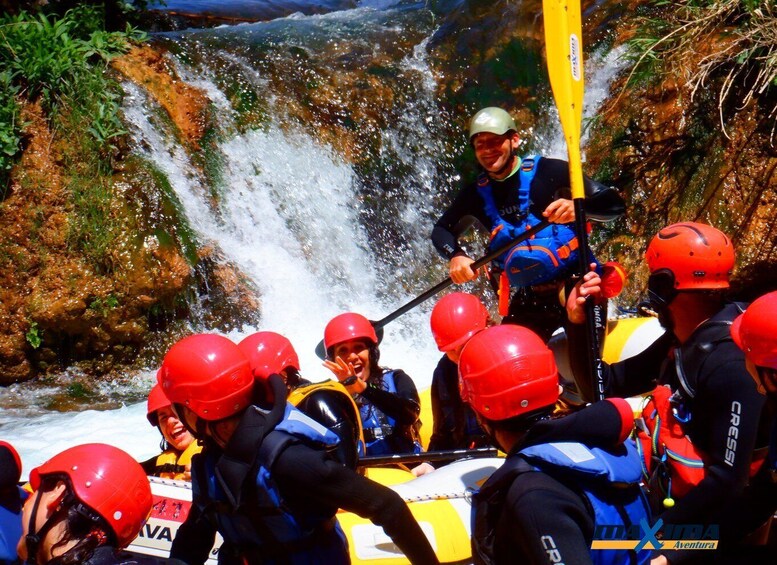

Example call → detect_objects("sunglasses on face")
647 269 677 308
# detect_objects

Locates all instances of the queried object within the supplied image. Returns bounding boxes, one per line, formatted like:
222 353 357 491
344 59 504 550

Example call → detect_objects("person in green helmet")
431 106 626 341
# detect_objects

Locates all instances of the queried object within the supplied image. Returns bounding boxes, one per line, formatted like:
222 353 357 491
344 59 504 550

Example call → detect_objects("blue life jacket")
472 440 651 565
1 486 26 564
194 403 347 564
477 156 598 288
359 370 422 456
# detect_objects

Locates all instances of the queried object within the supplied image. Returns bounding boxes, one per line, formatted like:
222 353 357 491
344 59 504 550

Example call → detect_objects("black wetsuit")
69 546 162 564
472 398 639 565
170 400 438 565
569 303 771 564
427 355 488 463
357 368 421 455
432 157 625 340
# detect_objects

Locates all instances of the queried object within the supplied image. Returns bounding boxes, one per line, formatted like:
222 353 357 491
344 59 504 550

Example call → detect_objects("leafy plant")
26 322 41 349
0 70 22 189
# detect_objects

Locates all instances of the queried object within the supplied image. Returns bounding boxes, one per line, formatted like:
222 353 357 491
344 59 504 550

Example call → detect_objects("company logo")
569 34 581 82
724 400 741 467
591 519 719 551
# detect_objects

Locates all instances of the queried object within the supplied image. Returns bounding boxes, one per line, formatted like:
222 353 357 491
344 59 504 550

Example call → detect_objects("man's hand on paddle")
566 263 602 324
543 198 575 224
449 255 480 284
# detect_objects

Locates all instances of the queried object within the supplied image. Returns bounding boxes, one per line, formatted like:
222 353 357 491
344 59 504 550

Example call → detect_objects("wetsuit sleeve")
523 398 635 449
360 370 421 425
169 454 217 564
566 321 674 402
658 346 766 564
169 502 216 565
431 184 486 260
273 444 440 564
501 470 594 565
715 459 777 546
529 158 625 223
299 390 360 469
427 355 460 453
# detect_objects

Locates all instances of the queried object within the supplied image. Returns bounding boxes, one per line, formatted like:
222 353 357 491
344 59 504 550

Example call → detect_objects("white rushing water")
1 17 630 480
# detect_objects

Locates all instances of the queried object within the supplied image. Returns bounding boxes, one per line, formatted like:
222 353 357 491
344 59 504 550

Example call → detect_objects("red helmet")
459 325 559 421
158 334 254 421
430 292 489 352
731 291 777 369
324 313 378 352
146 382 171 427
238 331 300 380
645 222 735 290
30 443 152 548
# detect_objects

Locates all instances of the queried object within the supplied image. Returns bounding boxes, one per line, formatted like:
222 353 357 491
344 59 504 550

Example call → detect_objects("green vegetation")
626 1 776 136
0 5 147 268
25 322 41 349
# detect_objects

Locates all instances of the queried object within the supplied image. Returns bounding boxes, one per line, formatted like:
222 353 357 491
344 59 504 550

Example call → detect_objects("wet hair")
36 476 116 565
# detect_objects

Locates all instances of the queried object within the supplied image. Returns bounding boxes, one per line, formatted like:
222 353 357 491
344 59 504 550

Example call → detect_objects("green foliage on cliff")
0 5 148 269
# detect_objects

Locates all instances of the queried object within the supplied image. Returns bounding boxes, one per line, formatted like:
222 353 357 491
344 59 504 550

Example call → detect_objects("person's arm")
169 502 217 565
360 370 420 426
523 398 635 449
427 356 459 453
501 470 595 565
274 444 440 564
430 186 482 260
169 455 217 565
656 350 766 565
660 353 765 525
530 158 626 223
715 460 777 547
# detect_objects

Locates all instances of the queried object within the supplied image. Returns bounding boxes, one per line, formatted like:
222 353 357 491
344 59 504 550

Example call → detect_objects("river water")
0 0 627 479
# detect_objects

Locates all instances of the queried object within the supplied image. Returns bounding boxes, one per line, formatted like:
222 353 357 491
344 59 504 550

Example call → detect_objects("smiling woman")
140 384 201 481
322 312 423 457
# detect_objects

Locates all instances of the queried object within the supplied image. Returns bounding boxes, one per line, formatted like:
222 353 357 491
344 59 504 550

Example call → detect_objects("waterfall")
1 5 630 477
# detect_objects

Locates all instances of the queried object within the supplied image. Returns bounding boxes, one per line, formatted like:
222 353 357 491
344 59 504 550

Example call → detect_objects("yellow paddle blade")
543 0 585 200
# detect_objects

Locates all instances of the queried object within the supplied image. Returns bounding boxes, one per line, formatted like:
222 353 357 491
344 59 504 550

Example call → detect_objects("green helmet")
468 107 517 140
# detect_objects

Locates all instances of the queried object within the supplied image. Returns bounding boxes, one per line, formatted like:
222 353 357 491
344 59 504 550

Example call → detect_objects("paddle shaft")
314 220 551 358
372 219 551 330
358 447 499 467
543 0 605 401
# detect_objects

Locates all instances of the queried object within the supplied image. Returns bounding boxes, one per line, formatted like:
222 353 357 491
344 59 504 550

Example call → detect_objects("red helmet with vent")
731 291 777 369
238 331 300 381
458 325 559 421
323 313 378 352
430 292 489 352
30 443 152 548
158 334 253 421
645 222 735 290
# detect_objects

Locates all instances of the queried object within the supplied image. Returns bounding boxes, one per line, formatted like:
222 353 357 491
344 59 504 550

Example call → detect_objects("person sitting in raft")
431 106 626 341
460 325 651 565
412 292 491 477
1 441 27 565
140 383 201 480
17 443 159 565
322 312 422 456
238 330 363 469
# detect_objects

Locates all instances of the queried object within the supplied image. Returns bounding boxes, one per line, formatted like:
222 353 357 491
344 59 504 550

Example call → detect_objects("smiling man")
431 106 625 340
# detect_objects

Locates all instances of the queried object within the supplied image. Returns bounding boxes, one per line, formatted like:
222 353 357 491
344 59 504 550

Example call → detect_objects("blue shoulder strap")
274 403 341 448
476 156 541 232
519 440 643 484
